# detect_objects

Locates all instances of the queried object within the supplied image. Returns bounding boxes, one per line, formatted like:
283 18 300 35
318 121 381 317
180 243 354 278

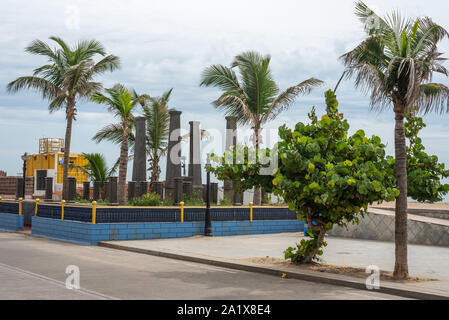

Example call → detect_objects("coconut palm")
200 51 324 204
91 84 148 205
7 37 120 200
341 1 449 279
71 153 117 198
140 89 172 184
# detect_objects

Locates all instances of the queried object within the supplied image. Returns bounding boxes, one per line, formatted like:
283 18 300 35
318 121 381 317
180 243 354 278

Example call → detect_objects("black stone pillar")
83 181 90 200
189 121 202 188
233 186 244 206
109 177 118 204
211 182 218 204
151 182 164 199
165 110 182 202
128 181 136 201
183 181 192 199
93 181 101 201
224 116 237 202
139 181 148 197
103 181 109 200
132 117 147 182
68 177 76 201
174 177 183 204
16 177 24 199
45 177 53 200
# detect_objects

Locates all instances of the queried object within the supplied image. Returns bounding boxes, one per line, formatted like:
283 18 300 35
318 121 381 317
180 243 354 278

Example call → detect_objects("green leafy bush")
209 90 398 263
219 196 233 206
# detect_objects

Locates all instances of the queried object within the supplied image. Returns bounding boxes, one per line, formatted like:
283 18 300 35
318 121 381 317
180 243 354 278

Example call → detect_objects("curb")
98 241 449 300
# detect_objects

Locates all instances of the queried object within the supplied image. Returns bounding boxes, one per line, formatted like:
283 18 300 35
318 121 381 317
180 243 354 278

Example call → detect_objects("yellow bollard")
180 202 184 223
18 198 23 216
35 199 40 216
61 200 66 221
92 201 97 224
249 201 253 222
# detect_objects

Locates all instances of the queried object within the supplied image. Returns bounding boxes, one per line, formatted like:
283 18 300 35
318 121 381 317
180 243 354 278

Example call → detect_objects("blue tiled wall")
0 212 24 232
31 216 303 245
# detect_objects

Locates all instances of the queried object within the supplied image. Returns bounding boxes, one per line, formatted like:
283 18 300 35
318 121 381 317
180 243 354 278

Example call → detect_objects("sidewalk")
100 233 449 298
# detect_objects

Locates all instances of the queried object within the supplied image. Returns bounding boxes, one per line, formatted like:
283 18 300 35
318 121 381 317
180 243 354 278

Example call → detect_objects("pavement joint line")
98 241 449 300
0 262 119 300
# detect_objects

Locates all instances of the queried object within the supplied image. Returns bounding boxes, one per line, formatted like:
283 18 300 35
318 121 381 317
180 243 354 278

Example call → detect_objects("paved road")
0 232 405 300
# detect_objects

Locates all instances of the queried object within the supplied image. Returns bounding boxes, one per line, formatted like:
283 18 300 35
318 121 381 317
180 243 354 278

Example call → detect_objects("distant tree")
200 50 323 205
92 84 148 205
7 37 120 200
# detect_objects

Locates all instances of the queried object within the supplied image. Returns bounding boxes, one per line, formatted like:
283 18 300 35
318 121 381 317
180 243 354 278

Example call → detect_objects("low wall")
0 213 24 232
0 176 34 196
32 216 303 245
328 209 449 247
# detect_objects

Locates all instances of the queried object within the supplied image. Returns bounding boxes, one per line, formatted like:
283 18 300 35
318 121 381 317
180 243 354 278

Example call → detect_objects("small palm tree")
7 37 120 200
140 89 172 184
71 153 117 198
200 51 323 204
341 1 449 279
92 84 148 205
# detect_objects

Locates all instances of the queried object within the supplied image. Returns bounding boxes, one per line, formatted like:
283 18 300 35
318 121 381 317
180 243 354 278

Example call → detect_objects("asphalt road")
0 232 406 300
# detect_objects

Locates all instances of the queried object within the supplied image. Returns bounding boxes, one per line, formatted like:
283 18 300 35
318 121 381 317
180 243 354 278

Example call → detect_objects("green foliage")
128 193 162 206
387 114 449 202
183 191 205 206
284 234 327 264
209 90 398 263
219 196 233 206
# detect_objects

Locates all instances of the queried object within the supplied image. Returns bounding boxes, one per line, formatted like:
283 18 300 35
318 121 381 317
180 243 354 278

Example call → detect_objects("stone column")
189 121 202 188
233 189 244 206
45 177 53 200
128 181 136 201
15 177 24 199
224 116 237 201
68 177 76 201
211 182 218 204
103 181 109 200
83 181 90 200
165 111 182 201
151 181 164 199
132 117 147 182
109 177 118 204
174 177 183 204
93 181 101 201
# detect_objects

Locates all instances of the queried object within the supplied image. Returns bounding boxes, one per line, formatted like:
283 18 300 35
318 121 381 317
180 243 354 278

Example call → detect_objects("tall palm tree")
71 153 117 198
140 89 172 184
91 84 148 205
200 51 324 205
341 1 449 279
7 37 120 200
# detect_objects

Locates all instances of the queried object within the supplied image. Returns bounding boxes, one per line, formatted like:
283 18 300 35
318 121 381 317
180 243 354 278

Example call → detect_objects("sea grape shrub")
208 90 399 263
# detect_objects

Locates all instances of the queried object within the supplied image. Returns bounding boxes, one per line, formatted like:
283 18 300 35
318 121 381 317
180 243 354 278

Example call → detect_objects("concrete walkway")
102 233 449 297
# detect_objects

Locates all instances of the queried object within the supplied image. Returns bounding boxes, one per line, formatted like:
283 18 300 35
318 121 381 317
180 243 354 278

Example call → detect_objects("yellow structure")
25 138 88 195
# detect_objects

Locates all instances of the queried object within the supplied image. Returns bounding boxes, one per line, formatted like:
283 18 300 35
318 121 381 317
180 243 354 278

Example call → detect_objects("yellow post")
35 199 40 216
18 198 23 216
92 201 97 224
180 201 184 223
249 201 253 222
61 200 66 221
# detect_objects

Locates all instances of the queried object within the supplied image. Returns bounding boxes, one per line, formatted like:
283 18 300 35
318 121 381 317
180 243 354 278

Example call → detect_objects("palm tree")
91 84 148 205
140 89 172 184
200 51 324 205
7 37 120 200
71 153 117 198
341 1 449 279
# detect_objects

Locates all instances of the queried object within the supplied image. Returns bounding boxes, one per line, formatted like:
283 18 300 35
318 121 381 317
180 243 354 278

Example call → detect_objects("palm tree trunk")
253 126 262 206
118 124 129 205
393 109 409 279
62 98 75 200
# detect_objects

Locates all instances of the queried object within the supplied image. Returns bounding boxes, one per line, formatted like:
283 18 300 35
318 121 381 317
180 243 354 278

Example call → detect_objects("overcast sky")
1 0 449 197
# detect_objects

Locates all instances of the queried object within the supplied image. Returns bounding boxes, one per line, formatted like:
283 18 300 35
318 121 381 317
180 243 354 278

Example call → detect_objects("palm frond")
7 76 60 100
416 83 449 114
